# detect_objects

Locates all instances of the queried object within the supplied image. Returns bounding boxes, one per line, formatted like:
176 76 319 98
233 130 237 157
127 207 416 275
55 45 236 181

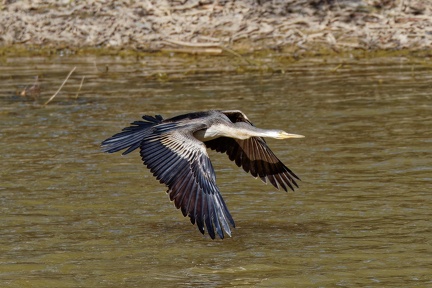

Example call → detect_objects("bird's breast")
193 128 220 142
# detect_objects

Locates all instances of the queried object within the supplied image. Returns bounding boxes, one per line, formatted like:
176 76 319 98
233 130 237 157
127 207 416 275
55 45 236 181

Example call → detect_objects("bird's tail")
101 115 163 155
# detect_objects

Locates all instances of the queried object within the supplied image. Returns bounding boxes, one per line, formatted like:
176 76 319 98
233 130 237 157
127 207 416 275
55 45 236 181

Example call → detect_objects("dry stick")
164 38 221 48
75 76 85 99
44 66 76 105
164 39 255 65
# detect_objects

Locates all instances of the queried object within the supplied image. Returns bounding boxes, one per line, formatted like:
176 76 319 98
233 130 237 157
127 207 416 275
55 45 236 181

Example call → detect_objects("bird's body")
101 110 303 239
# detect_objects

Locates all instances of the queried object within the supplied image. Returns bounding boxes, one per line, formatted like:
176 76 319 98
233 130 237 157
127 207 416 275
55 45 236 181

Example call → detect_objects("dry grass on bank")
1 0 431 55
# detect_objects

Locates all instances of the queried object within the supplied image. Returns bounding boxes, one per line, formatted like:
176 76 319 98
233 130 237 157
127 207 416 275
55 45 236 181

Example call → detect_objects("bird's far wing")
206 136 299 191
205 136 299 191
139 123 235 239
221 110 254 126
206 110 300 192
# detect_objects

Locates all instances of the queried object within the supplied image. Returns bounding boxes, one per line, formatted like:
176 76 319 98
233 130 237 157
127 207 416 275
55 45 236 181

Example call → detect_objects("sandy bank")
1 0 431 56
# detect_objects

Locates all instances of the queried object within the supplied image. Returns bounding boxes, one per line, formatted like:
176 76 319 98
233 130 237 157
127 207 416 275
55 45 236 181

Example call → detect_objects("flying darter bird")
101 110 304 239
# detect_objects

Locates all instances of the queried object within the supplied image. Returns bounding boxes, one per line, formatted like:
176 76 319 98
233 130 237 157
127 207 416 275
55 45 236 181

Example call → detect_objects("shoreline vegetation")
1 0 431 58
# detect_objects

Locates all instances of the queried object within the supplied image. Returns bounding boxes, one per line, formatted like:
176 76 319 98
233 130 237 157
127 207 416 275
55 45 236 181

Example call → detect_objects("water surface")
1 55 431 287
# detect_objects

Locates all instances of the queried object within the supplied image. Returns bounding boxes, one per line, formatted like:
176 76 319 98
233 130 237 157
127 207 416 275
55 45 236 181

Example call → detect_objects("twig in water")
75 76 85 99
220 46 256 66
44 66 76 105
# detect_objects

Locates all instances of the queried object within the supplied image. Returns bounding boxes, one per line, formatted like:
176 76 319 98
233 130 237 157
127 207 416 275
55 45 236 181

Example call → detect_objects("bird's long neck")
195 122 280 141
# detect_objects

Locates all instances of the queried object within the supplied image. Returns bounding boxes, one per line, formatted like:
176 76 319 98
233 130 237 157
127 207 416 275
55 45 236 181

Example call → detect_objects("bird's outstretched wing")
205 110 300 191
139 123 235 239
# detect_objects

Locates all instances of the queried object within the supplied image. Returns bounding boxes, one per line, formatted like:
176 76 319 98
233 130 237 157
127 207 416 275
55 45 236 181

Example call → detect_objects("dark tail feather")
101 115 163 155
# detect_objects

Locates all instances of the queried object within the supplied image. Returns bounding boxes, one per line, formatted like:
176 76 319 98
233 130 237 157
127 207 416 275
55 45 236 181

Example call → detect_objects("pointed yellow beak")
278 131 305 139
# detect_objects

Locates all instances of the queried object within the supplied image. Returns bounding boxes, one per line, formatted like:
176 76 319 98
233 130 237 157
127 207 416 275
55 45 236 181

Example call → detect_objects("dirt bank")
1 0 431 56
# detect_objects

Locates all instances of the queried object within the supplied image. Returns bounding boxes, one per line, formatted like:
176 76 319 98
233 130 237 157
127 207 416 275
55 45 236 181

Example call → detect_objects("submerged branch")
75 76 85 99
44 66 76 105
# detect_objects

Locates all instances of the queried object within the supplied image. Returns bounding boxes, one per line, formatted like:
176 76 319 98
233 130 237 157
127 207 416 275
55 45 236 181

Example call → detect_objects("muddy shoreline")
1 0 431 57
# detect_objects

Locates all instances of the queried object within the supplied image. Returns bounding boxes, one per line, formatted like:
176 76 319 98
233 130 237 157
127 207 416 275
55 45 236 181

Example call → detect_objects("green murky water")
1 55 431 287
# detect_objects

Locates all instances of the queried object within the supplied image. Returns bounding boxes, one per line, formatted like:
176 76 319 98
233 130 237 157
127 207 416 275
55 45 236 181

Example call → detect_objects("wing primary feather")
215 192 235 228
257 144 280 187
180 180 196 218
194 188 205 236
201 193 213 239
156 157 185 184
209 195 224 239
266 174 279 189
170 165 193 199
